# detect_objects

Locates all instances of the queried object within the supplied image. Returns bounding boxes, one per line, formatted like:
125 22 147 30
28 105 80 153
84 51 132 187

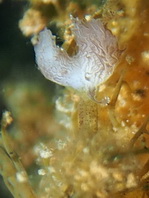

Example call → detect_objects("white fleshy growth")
34 18 121 93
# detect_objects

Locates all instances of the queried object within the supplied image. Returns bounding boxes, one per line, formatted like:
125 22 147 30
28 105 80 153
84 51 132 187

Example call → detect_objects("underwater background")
0 0 149 198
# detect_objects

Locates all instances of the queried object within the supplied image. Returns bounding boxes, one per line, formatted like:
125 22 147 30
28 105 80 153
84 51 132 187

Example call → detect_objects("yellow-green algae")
0 0 149 198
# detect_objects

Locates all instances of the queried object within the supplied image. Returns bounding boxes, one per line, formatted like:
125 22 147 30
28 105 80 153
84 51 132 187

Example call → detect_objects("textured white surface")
34 18 121 93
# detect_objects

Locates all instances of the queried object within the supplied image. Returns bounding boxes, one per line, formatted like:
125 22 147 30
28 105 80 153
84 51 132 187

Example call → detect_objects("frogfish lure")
34 17 121 95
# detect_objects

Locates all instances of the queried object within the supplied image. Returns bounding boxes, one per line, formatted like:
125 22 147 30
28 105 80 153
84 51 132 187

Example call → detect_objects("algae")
0 0 149 198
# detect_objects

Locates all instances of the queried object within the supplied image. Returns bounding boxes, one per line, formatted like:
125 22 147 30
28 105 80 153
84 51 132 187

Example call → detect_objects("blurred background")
0 1 32 197
0 1 55 197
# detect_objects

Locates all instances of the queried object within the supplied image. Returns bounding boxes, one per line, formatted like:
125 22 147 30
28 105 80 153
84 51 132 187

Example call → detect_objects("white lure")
34 18 121 94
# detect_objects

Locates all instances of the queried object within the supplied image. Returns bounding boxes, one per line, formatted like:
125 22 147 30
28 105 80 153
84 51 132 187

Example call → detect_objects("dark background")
0 1 40 197
0 0 35 116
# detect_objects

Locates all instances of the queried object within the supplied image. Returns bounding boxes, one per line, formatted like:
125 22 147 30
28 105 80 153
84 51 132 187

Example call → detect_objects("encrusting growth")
34 17 122 95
